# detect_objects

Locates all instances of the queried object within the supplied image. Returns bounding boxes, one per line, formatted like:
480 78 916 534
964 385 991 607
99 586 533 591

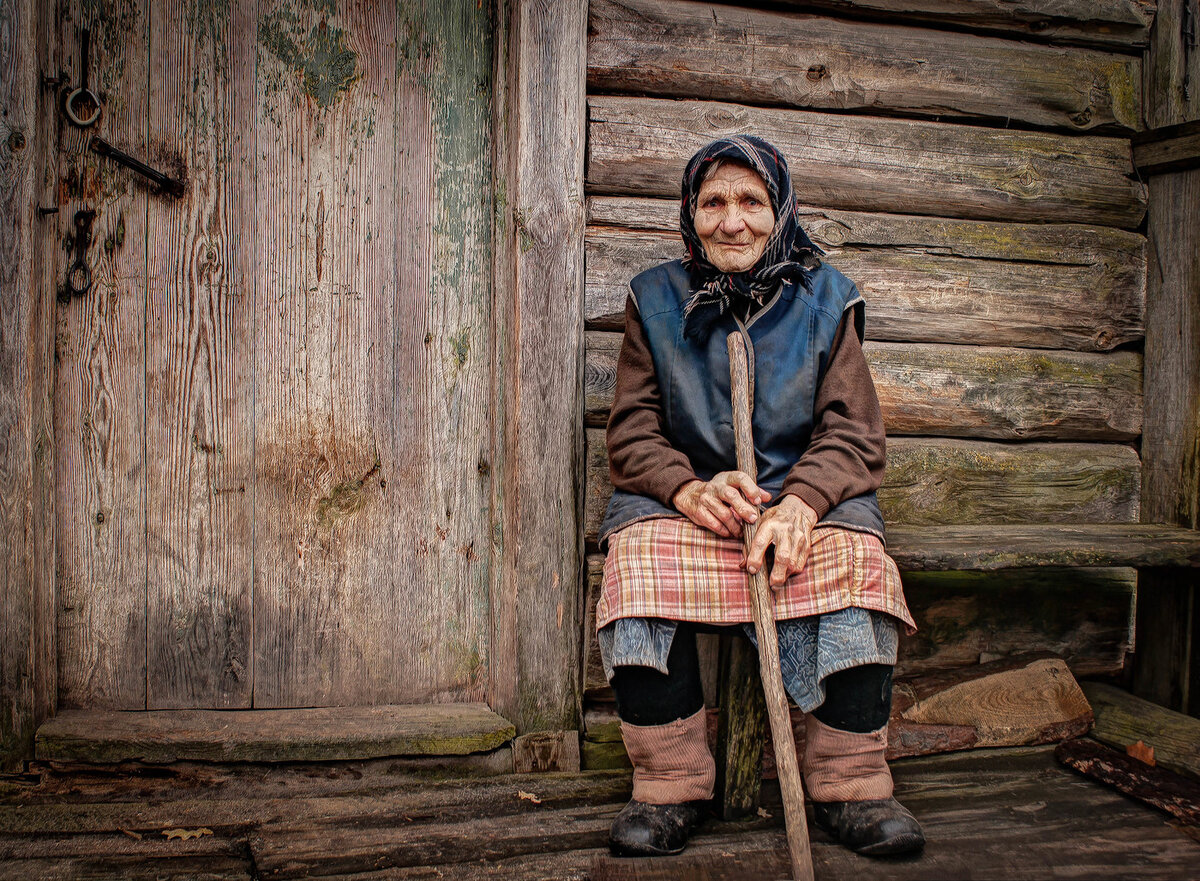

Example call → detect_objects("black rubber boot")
608 799 709 857
811 796 925 856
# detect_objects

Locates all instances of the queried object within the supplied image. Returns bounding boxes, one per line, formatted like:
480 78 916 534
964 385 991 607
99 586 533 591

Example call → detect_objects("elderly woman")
598 136 925 858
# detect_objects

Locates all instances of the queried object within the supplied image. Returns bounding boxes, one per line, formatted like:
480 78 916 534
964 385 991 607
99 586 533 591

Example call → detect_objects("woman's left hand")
744 494 819 588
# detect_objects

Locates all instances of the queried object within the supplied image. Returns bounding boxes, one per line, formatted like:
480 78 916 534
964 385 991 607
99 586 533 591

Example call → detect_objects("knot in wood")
7 130 25 151
1071 107 1093 127
806 64 828 82
816 222 846 246
1093 326 1116 349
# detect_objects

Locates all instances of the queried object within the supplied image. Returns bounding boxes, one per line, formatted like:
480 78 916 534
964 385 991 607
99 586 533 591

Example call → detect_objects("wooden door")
53 0 495 710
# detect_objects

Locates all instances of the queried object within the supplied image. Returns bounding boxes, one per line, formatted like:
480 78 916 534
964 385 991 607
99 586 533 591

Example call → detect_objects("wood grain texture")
34 704 515 764
1134 125 1200 174
1082 681 1200 780
583 217 1146 351
491 0 587 732
54 0 150 710
588 0 1143 132
587 96 1148 228
1145 0 1200 128
587 332 1143 440
887 524 1200 570
512 730 582 773
0 0 51 769
1135 167 1200 715
1056 738 1200 828
714 634 767 820
585 430 1139 542
142 0 254 709
772 0 1156 50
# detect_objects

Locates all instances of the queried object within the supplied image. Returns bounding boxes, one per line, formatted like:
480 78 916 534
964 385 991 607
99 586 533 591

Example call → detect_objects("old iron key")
90 137 185 197
62 209 96 302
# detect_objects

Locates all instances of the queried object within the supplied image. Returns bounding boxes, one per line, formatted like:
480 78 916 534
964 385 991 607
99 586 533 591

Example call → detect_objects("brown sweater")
606 295 886 520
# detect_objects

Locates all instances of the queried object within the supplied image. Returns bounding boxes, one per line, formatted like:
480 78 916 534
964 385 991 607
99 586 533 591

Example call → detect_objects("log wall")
580 0 1150 730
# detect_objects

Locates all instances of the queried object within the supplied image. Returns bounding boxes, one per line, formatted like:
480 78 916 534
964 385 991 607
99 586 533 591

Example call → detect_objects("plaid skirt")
598 516 916 633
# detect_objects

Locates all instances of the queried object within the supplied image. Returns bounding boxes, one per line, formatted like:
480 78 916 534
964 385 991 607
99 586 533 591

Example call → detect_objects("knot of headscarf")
679 135 825 341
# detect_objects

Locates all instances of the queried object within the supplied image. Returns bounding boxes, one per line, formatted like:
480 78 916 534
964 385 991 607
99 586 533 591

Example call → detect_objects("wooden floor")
0 745 1196 880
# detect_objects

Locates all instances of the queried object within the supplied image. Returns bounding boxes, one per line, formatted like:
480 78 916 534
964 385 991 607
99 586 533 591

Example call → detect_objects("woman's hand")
745 494 819 588
672 472 770 538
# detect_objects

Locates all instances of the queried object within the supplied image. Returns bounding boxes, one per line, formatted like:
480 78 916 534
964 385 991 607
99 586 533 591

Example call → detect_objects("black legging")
611 623 892 733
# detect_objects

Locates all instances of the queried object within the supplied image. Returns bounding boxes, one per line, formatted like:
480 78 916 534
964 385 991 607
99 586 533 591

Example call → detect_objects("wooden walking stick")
727 331 816 881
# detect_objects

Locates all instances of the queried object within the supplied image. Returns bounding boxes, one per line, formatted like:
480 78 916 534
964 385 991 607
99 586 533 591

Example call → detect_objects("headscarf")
679 135 825 341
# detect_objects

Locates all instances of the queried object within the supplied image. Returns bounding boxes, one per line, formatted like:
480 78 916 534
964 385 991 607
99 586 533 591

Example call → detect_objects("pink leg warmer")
621 708 715 804
803 715 893 802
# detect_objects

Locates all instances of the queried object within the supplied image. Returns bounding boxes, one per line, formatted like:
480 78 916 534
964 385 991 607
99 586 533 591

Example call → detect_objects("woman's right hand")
672 472 771 538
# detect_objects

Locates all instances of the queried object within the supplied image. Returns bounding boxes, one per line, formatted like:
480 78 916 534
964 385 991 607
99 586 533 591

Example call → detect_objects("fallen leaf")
517 790 542 804
163 827 213 840
757 807 772 819
1126 740 1156 766
119 828 142 840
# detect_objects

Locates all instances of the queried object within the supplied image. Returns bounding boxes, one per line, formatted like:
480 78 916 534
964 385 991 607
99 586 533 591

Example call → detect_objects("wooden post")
714 633 768 819
1135 165 1200 716
727 332 815 881
0 0 57 770
490 0 588 733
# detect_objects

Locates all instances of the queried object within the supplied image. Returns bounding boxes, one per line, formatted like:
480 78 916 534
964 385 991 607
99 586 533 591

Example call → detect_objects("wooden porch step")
35 703 516 764
888 523 1200 571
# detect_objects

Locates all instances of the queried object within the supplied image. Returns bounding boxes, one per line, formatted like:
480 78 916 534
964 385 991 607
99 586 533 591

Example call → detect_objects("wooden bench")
713 523 1200 817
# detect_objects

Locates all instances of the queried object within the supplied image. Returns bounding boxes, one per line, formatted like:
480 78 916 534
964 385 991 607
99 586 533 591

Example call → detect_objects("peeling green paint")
258 3 361 109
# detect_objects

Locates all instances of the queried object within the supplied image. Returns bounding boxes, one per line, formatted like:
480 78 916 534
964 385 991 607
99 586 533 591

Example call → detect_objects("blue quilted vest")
599 259 885 547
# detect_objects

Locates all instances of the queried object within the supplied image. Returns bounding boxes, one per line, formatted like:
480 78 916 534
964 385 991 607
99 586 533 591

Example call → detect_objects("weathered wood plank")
887 524 1200 570
587 332 1142 440
513 730 582 773
1145 0 1200 129
143 0 253 709
1081 682 1200 781
588 0 1142 131
584 219 1145 351
0 0 52 769
34 705 515 764
490 0 587 732
587 96 1147 228
1136 167 1200 715
771 0 1155 51
54 0 150 710
1056 738 1200 828
714 635 767 820
1134 123 1200 174
585 430 1139 542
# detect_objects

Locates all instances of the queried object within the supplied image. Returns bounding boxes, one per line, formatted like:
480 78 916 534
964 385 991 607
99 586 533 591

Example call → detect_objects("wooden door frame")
488 0 588 735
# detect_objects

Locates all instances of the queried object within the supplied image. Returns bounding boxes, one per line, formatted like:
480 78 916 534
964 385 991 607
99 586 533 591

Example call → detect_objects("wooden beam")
588 0 1142 132
0 0 54 771
1144 0 1200 129
35 705 516 764
490 0 588 733
1082 681 1200 781
587 96 1148 228
1136 167 1200 716
1056 738 1200 828
1133 121 1200 174
771 0 1155 51
586 332 1143 441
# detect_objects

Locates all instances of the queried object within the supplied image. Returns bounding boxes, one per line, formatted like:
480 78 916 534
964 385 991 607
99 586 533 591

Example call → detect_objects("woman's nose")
719 210 746 234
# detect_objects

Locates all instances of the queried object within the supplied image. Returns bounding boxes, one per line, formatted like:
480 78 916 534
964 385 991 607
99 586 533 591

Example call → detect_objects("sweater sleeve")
780 306 886 518
606 295 700 507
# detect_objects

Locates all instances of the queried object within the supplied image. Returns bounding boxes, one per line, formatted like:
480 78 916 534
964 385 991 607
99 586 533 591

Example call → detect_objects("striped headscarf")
679 135 824 340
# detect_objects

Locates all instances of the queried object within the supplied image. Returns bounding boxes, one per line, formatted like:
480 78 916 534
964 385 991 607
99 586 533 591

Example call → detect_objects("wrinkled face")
694 162 775 274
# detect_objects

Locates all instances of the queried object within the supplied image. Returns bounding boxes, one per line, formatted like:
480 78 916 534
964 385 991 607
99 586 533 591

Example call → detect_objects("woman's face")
694 163 775 274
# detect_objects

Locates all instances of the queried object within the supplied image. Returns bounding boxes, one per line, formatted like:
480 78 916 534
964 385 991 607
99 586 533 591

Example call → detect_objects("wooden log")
587 332 1143 441
512 731 581 773
54 0 151 711
893 654 1093 748
588 0 1142 132
881 438 1140 526
1136 167 1200 715
490 0 588 732
714 634 767 820
1056 738 1200 828
0 0 55 770
1081 682 1200 781
143 0 254 709
584 223 1145 351
587 97 1147 228
888 524 1200 571
1134 122 1200 175
1145 0 1200 129
34 705 516 764
727 332 813 881
771 0 1155 51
